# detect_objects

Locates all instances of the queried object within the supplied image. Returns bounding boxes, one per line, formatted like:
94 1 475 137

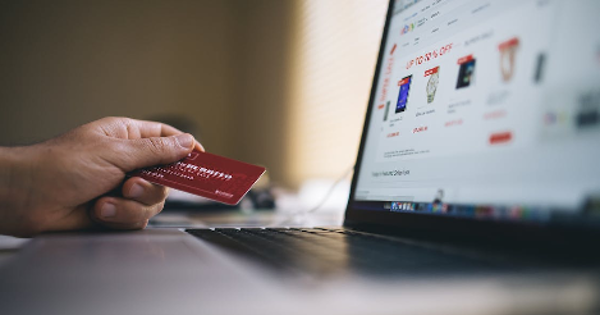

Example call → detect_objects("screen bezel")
343 0 599 243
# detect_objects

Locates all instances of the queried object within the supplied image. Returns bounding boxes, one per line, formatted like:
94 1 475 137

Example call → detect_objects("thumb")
117 133 195 172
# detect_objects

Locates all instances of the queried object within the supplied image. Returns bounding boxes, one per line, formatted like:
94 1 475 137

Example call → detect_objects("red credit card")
129 150 266 205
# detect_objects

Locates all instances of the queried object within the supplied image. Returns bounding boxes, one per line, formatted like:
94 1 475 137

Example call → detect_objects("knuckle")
154 201 166 214
147 137 170 153
155 186 169 201
100 116 126 126
110 116 129 123
157 202 165 215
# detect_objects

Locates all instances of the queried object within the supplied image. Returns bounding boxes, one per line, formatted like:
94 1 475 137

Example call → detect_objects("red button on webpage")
489 131 512 145
498 37 519 51
398 77 410 86
457 54 474 65
424 66 439 77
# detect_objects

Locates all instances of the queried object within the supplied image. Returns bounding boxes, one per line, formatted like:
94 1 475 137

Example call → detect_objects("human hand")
0 117 203 237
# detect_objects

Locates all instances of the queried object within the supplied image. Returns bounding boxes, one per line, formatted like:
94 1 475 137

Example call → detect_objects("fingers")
92 117 182 138
132 119 204 151
123 118 205 151
115 133 196 172
91 196 164 230
132 119 184 138
90 177 167 230
92 117 204 151
122 177 168 206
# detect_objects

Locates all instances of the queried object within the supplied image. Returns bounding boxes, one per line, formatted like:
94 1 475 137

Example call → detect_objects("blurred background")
0 0 387 192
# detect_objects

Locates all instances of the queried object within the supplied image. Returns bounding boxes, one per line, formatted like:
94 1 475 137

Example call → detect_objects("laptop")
1 0 600 314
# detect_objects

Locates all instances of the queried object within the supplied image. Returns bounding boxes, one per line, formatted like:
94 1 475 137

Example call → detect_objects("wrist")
0 146 36 236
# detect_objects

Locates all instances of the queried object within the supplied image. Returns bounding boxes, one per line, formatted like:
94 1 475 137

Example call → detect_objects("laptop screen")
351 0 600 226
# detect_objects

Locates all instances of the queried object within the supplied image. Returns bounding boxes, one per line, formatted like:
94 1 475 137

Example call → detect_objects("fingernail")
101 203 116 218
128 183 144 198
175 134 193 149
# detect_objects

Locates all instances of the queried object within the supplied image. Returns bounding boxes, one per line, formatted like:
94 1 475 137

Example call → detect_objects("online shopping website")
354 0 600 222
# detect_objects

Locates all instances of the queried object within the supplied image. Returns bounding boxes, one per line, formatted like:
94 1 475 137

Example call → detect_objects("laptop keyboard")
186 227 508 276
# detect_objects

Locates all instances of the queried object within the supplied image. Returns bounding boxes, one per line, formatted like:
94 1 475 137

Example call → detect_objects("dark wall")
0 0 293 184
